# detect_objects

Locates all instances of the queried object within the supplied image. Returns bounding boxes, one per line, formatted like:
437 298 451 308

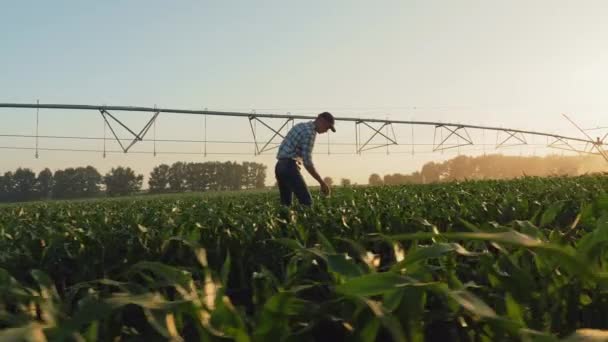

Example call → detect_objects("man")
275 112 335 206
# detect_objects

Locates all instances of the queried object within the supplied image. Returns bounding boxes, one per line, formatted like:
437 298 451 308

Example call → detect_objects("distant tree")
383 174 395 185
36 168 54 199
446 155 473 181
168 162 188 192
51 169 69 198
241 162 267 189
159 161 268 193
241 162 253 189
421 162 442 183
252 163 267 189
0 174 9 202
206 162 221 191
83 166 103 197
12 168 37 201
340 178 351 187
222 161 243 190
104 167 143 197
186 163 207 191
148 164 170 193
323 176 334 187
0 172 14 202
53 166 102 199
368 173 383 186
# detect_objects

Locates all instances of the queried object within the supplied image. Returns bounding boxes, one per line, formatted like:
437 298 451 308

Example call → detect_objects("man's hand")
320 181 331 197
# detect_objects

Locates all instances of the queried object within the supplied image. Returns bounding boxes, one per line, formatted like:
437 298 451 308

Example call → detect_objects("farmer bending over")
275 112 335 206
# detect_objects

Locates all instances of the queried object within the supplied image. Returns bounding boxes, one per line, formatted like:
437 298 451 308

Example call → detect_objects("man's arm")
301 127 330 195
304 163 323 184
304 163 330 196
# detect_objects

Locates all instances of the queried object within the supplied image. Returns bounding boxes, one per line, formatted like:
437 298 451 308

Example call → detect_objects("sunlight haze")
2 0 608 184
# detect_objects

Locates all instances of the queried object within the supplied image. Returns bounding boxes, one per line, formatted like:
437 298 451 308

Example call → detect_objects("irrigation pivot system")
0 103 606 162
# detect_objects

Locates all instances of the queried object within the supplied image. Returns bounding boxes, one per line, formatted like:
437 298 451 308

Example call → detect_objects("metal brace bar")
254 117 292 153
123 111 160 152
358 122 386 153
357 121 398 153
592 143 608 162
252 117 288 138
433 143 473 152
549 145 601 155
355 122 359 154
547 136 608 161
496 130 527 148
562 114 608 162
442 125 474 144
99 110 127 152
101 110 141 139
433 125 473 152
360 143 397 152
140 111 160 138
547 137 581 154
463 126 473 144
248 116 260 155
361 121 397 144
551 146 597 154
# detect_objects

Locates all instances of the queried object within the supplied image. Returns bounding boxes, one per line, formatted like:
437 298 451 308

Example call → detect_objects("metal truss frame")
248 115 293 155
355 120 398 154
0 103 605 163
432 125 474 152
552 114 608 161
99 109 160 153
496 130 528 149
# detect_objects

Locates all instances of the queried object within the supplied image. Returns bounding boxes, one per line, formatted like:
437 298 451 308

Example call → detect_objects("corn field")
1 175 608 341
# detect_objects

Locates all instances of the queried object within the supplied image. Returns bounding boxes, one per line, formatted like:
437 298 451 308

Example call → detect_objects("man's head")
314 112 336 134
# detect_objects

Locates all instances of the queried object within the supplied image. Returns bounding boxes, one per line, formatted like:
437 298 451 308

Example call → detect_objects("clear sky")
1 0 608 185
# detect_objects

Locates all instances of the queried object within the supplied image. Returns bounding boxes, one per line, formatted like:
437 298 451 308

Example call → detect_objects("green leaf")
388 230 595 279
390 243 479 272
254 292 314 341
326 253 364 278
316 231 336 253
221 252 231 286
54 294 188 340
579 294 592 306
127 261 193 290
263 291 312 316
355 317 381 342
362 298 406 342
448 290 496 319
505 293 524 325
273 238 305 251
539 201 564 227
596 193 608 213
210 295 249 339
335 272 411 297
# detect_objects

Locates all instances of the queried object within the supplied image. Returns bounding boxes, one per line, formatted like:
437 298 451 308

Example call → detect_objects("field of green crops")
2 175 608 341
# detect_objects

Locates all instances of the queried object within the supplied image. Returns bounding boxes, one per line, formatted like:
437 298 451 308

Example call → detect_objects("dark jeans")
275 159 312 206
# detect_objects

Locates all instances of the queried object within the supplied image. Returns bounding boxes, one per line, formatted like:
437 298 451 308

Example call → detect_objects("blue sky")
1 1 608 184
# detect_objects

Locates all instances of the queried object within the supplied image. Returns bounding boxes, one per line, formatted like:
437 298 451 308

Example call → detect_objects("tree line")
148 161 266 193
0 161 267 202
369 154 606 185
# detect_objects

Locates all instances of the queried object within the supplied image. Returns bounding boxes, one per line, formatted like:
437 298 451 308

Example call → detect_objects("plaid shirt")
277 121 317 167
